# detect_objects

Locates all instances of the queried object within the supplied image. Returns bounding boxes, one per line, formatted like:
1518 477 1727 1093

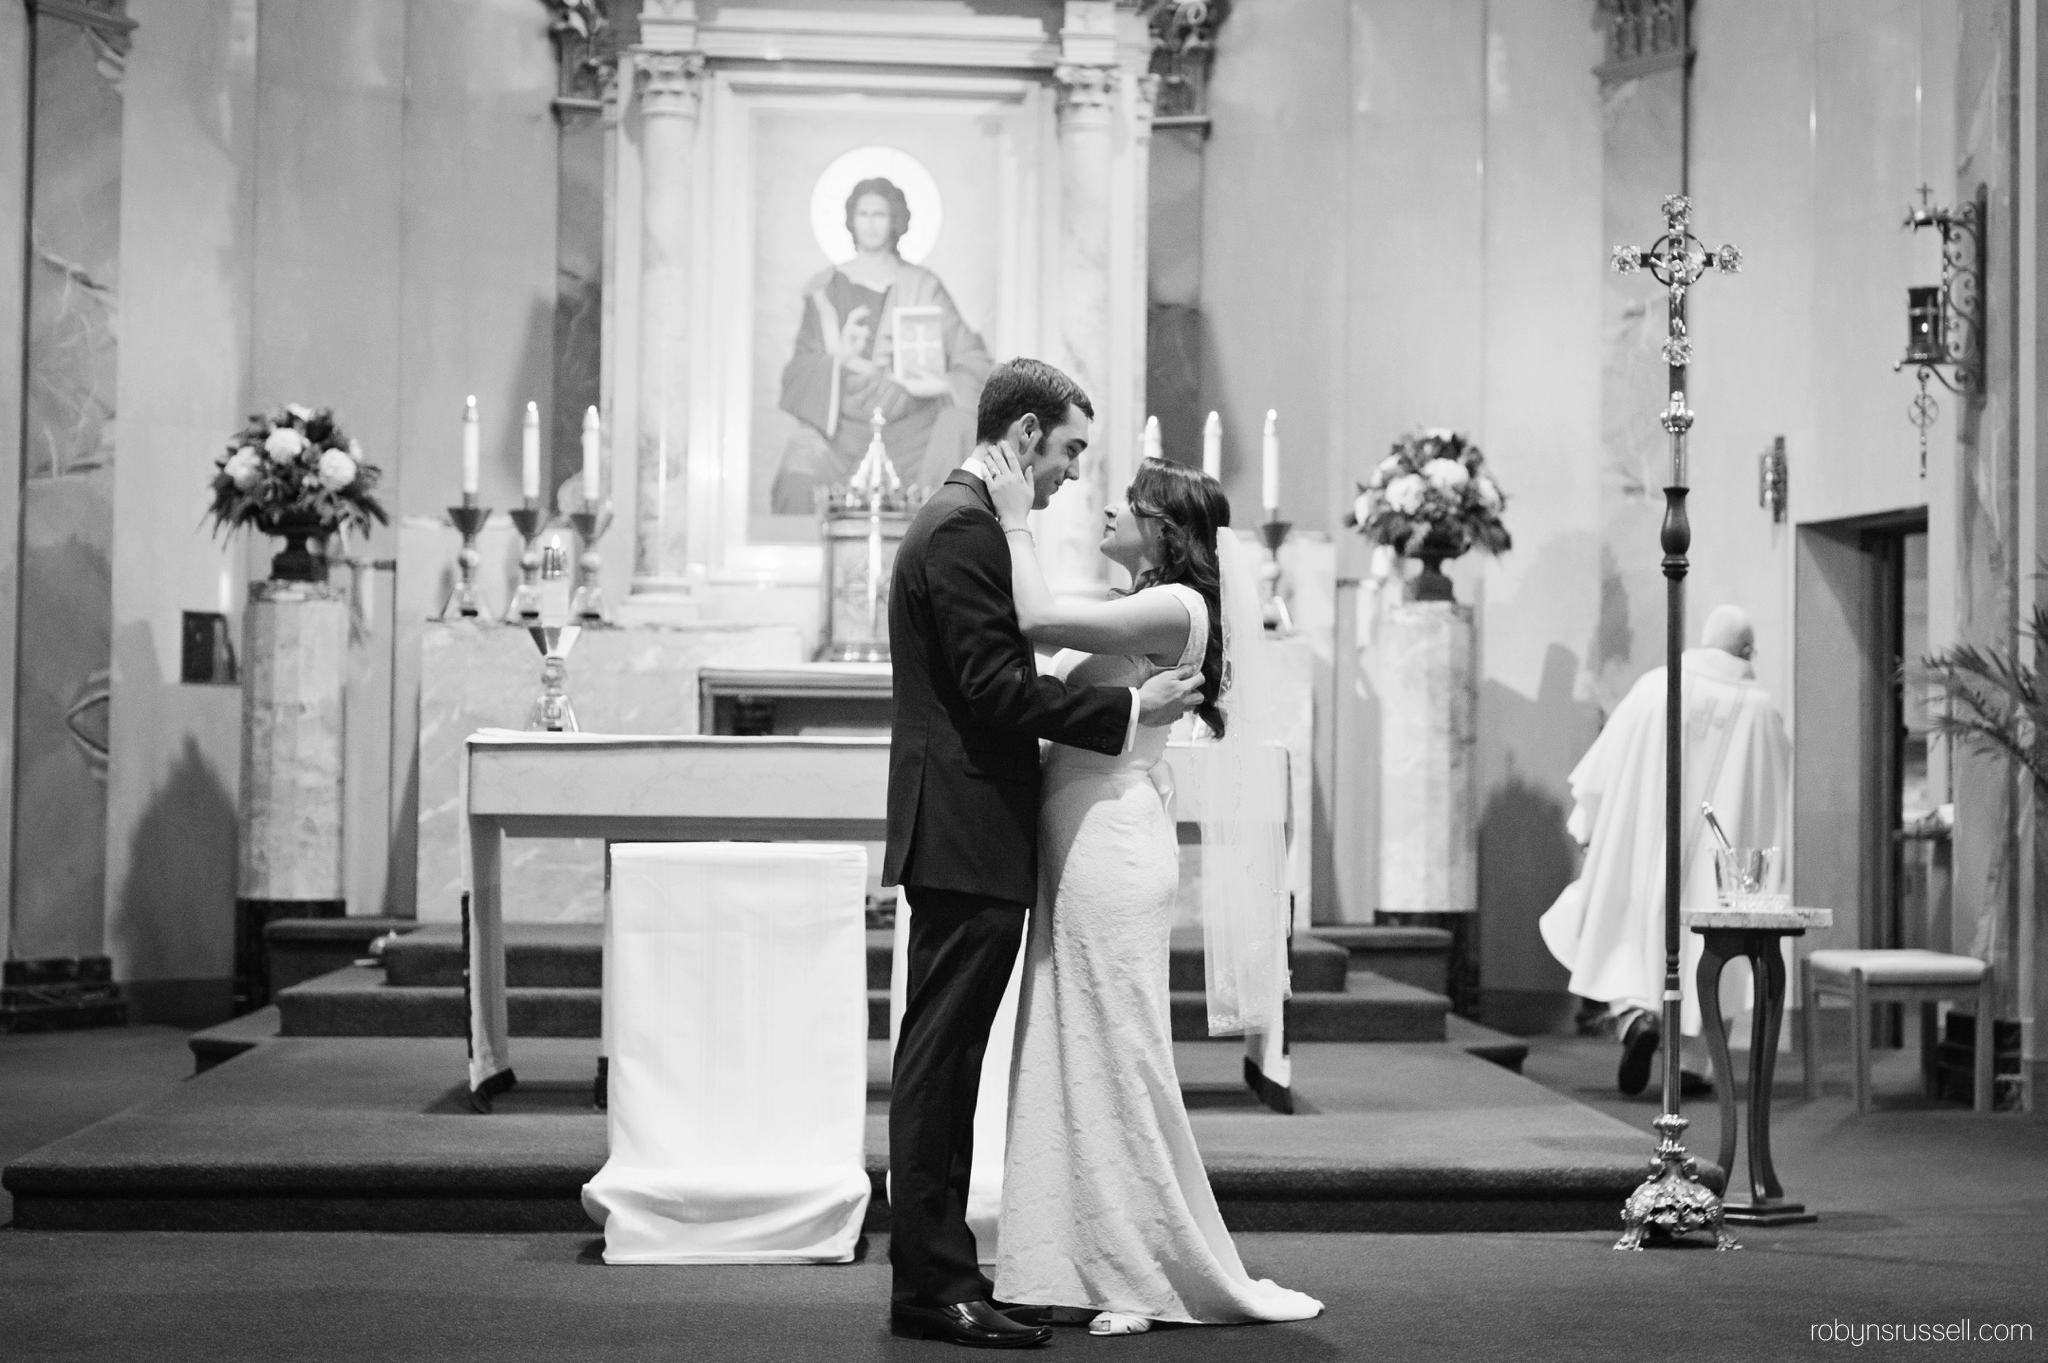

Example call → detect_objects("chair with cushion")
1801 948 1993 1113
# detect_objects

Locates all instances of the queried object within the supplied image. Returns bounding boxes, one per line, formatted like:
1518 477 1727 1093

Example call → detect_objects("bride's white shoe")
1088 1313 1153 1336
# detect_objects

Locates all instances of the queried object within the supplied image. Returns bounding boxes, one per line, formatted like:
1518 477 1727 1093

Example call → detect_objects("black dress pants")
889 885 1028 1309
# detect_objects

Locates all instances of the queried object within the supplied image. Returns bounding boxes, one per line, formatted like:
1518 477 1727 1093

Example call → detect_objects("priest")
1539 605 1792 1096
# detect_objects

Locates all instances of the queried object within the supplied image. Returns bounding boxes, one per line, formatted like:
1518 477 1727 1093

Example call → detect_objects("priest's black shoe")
1617 1012 1660 1096
891 1301 1053 1348
1680 1068 1714 1098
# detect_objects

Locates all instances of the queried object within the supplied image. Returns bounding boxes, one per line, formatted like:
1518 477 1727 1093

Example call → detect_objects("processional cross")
1610 194 1743 1253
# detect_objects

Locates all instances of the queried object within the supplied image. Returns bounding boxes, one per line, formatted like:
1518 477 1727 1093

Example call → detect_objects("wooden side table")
1683 904 1833 1227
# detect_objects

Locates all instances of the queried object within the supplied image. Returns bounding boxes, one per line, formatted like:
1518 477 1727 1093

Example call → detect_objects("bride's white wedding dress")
993 583 1323 1325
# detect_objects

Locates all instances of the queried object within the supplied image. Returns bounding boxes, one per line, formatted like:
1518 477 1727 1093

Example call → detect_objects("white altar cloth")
581 841 872 1263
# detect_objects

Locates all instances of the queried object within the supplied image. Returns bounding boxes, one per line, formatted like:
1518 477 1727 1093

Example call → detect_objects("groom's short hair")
976 358 1094 445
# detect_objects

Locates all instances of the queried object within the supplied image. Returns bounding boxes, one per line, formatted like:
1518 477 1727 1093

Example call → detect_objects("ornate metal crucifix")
1610 194 1742 1253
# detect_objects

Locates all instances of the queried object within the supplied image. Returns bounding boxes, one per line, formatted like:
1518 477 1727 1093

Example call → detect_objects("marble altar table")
1685 903 1833 1226
462 731 1291 1109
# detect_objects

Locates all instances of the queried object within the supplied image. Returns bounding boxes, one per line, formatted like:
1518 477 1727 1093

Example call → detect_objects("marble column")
236 581 348 1006
1127 71 1159 489
631 49 705 598
1376 601 1477 915
1045 60 1118 592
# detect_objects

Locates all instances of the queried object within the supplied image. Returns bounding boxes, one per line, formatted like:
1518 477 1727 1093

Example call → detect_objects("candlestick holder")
526 624 583 732
441 500 491 620
567 507 611 624
505 504 545 622
1259 520 1294 634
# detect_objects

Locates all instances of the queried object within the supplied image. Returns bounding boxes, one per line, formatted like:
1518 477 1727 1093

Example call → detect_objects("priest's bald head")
1701 605 1755 661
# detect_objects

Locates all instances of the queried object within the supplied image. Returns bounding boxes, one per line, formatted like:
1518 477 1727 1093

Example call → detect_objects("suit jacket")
884 469 1132 903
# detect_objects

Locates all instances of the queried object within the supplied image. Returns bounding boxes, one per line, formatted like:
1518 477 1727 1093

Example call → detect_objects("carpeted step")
189 1005 282 1074
381 924 599 988
264 917 416 997
1444 1013 1530 1072
280 964 1444 1044
374 922 1351 994
1309 925 1453 995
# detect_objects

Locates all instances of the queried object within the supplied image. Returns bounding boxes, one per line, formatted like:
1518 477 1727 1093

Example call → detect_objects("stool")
1801 949 1993 1113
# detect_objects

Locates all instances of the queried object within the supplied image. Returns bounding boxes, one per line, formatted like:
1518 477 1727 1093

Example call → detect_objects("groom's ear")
1012 413 1042 465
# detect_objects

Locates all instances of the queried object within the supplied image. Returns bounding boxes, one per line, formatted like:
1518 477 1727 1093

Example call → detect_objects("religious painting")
746 116 1017 544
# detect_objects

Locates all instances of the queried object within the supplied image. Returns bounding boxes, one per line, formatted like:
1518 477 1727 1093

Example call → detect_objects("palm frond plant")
1922 597 2048 794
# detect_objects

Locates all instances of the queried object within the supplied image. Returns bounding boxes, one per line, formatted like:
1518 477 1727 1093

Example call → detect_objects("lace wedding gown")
993 583 1322 1325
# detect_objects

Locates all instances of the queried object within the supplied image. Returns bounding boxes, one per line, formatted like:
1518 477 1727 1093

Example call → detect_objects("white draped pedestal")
582 841 871 1263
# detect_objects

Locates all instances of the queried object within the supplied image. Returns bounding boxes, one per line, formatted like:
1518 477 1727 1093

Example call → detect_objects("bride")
979 448 1324 1336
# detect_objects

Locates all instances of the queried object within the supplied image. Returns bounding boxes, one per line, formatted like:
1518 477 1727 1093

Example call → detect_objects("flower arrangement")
210 405 388 582
1344 428 1511 564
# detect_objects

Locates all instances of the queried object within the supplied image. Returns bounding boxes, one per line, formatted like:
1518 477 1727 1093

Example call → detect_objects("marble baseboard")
414 618 804 923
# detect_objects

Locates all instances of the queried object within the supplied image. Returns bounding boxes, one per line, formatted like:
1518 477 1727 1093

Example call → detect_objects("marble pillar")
10 4 129 961
1046 57 1117 592
1376 600 1477 915
237 583 349 911
631 49 705 599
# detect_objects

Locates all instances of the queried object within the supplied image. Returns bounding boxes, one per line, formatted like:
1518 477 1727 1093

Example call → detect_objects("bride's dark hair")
1126 458 1230 737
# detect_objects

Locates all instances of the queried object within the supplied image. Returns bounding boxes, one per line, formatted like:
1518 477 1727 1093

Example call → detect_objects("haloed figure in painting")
770 176 993 512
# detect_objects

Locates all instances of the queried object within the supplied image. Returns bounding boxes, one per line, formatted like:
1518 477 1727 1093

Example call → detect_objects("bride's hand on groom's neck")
984 442 1036 529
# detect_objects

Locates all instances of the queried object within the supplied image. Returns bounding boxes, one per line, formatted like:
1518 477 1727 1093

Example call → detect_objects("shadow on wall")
1477 642 1599 1035
112 734 236 1015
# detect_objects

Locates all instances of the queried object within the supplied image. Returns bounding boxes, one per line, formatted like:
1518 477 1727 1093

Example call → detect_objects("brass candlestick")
1612 193 1742 1253
567 507 611 624
505 504 545 622
526 624 583 732
442 498 491 620
1259 519 1294 634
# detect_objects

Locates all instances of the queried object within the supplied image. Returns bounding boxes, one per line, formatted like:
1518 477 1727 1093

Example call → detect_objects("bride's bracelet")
1002 526 1034 543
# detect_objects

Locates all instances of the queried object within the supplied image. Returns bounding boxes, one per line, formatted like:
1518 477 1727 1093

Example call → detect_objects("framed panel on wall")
694 68 1051 585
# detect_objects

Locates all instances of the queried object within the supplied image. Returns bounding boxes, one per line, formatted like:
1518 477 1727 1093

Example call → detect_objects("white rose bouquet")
1344 428 1511 565
209 404 388 541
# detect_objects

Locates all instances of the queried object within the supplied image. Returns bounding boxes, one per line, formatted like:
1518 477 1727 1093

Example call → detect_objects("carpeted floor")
0 1025 190 1224
1 1025 2042 1361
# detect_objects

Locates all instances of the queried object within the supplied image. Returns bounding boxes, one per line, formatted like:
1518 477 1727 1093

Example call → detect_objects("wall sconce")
1895 185 1985 476
1757 435 1787 524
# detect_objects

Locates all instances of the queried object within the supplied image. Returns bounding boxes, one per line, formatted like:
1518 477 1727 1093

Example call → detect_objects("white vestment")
1539 648 1791 1035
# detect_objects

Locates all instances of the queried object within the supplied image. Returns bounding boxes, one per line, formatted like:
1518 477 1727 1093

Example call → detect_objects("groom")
884 358 1201 1347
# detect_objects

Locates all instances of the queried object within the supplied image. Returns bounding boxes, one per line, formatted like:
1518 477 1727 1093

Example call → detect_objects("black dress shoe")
1617 1012 1660 1096
988 1301 1052 1327
1680 1068 1715 1098
891 1300 1053 1348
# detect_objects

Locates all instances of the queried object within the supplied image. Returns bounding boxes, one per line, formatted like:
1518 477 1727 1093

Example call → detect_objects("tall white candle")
1261 408 1280 515
581 406 602 502
461 395 480 497
1202 411 1221 481
521 401 540 502
1142 415 1162 464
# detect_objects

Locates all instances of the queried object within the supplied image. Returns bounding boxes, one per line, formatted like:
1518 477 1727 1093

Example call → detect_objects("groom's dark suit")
885 468 1132 1309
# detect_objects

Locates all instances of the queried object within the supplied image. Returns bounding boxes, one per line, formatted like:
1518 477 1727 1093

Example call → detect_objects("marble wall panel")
1472 0 1604 999
554 112 606 501
11 12 125 960
104 0 256 991
413 620 804 923
0 6 28 962
1202 0 1349 525
1948 0 2020 1011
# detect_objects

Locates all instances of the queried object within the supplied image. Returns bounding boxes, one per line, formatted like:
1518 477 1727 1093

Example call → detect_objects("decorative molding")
29 0 135 42
694 9 1057 70
1594 0 1690 85
541 0 630 115
1054 61 1116 119
1132 0 1223 121
639 0 699 52
636 49 707 120
1133 72 1162 130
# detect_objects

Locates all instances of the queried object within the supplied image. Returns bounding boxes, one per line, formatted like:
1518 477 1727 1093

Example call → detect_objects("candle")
581 406 602 503
1142 415 1162 464
461 395 480 497
521 401 540 503
1202 411 1221 481
1261 409 1280 515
